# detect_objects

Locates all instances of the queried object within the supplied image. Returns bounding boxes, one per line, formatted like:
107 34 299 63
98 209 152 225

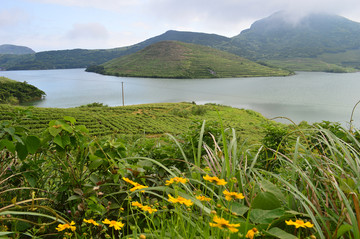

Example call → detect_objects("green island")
87 41 292 78
0 76 45 104
1 101 359 238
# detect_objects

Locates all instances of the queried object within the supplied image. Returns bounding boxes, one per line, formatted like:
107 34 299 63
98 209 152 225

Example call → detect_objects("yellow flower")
131 201 143 207
131 201 158 214
203 175 227 186
196 195 211 202
83 218 99 226
102 218 124 230
130 184 148 192
55 221 76 232
123 177 148 192
140 205 158 214
168 194 193 207
223 190 245 201
285 219 314 228
122 177 138 186
209 216 240 233
246 228 258 239
165 177 188 186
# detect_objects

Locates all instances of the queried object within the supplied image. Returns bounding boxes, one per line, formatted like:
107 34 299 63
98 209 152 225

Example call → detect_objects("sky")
2 0 360 52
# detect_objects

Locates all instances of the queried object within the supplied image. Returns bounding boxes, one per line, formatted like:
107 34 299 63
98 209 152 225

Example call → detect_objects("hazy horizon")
2 0 360 52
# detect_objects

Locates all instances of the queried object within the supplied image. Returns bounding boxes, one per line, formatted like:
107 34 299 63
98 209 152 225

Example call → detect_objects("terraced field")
0 102 271 142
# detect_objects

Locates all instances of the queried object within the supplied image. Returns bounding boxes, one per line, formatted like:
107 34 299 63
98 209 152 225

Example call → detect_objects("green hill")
2 13 360 72
231 11 360 71
0 44 35 55
93 41 291 78
0 77 45 104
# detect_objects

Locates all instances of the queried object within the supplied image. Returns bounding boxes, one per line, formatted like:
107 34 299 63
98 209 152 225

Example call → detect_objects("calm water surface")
1 68 360 126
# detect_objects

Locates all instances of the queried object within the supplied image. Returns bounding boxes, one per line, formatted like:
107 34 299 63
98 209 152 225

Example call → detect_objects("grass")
266 58 357 73
1 103 359 238
101 41 292 78
0 102 273 144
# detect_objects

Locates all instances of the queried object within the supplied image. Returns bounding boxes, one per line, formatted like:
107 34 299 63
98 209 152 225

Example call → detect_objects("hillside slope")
95 41 291 78
231 11 360 70
0 77 45 104
0 44 35 55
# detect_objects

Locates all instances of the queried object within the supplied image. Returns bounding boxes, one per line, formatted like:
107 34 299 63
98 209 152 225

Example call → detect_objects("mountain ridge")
90 40 291 78
0 44 35 55
1 12 360 72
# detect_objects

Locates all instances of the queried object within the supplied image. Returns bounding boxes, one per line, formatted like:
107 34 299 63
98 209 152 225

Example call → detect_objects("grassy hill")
0 77 45 104
94 41 291 78
0 44 35 55
0 102 274 144
2 13 360 72
232 11 360 71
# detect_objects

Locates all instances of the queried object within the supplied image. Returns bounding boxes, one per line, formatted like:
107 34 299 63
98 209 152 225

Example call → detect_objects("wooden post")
122 81 124 106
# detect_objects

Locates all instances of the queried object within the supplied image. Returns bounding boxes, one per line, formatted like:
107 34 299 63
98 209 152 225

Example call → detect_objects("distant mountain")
0 31 230 71
2 12 360 71
88 41 291 78
231 11 360 63
0 44 35 55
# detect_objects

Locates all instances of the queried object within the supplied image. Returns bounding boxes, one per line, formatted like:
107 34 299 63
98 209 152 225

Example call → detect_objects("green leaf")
251 191 281 210
25 135 40 154
23 172 37 187
229 202 249 216
75 125 89 133
63 116 76 124
61 134 71 147
49 125 62 136
249 208 285 224
259 179 285 201
89 158 103 170
61 123 73 133
16 143 28 160
53 134 63 148
266 227 297 239
0 139 15 153
337 224 353 238
67 195 82 201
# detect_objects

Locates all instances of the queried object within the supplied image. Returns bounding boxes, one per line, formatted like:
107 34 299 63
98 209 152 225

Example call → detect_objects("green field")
96 41 292 78
0 102 272 143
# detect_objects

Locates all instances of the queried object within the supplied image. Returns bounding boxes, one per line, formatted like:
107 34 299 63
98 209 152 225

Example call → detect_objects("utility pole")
121 82 125 106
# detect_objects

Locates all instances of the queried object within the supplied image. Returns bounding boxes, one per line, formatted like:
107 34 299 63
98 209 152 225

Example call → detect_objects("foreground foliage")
0 77 45 105
1 107 359 238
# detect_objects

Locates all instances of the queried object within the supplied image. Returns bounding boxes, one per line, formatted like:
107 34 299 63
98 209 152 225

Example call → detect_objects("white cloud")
24 0 141 11
0 9 29 28
66 23 109 40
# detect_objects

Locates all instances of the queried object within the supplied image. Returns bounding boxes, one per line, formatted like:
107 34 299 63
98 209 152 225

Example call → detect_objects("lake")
1 68 360 127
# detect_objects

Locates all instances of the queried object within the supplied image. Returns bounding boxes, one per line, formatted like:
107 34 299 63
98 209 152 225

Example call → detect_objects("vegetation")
265 58 356 72
0 77 45 104
1 103 359 238
0 44 35 55
0 103 271 144
3 13 360 72
91 41 292 78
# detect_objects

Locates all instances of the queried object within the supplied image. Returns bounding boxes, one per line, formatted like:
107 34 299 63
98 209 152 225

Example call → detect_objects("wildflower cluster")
102 219 125 230
195 195 211 202
132 201 158 214
203 175 227 185
286 219 314 228
168 194 193 207
123 177 148 192
223 190 244 201
209 216 240 233
165 176 188 186
55 221 76 232
83 218 99 226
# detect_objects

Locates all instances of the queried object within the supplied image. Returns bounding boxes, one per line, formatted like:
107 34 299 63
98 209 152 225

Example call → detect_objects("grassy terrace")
0 102 272 143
